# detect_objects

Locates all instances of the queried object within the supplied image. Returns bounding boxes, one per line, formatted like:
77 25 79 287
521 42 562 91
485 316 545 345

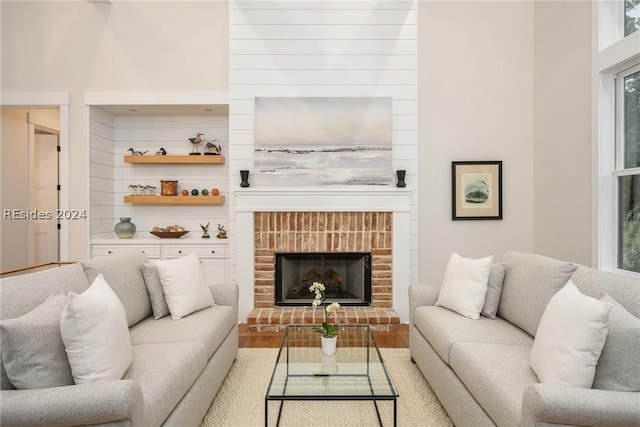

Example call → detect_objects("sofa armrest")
408 283 440 328
209 282 239 318
522 383 640 427
1 380 144 427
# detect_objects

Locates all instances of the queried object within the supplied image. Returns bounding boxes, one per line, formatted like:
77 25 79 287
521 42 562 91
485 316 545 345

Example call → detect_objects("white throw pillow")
153 253 215 320
60 274 132 384
435 253 493 320
530 280 612 388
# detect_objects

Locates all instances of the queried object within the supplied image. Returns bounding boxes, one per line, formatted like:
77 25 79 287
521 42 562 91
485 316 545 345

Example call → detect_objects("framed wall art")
254 97 392 187
452 161 502 220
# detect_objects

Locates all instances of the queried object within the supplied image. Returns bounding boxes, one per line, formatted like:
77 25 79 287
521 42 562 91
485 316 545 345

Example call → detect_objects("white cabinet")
90 240 229 285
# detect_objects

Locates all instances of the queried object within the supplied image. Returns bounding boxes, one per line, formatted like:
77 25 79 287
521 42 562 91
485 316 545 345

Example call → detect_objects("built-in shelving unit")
123 195 225 205
87 92 230 241
124 155 225 165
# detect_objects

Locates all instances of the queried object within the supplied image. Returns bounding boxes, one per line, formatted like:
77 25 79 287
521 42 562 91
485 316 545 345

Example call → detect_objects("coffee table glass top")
266 324 398 399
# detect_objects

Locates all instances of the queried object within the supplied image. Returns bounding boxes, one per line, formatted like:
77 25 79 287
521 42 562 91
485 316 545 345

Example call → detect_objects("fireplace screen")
275 252 372 306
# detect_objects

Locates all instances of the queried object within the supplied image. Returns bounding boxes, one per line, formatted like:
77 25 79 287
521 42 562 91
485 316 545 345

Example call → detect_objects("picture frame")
452 161 502 220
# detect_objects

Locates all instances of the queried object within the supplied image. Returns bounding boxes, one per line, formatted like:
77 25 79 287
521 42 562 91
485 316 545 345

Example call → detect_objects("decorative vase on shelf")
321 336 337 356
114 218 136 239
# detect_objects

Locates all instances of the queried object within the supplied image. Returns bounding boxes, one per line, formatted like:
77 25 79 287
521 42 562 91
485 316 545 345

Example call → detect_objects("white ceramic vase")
321 336 337 356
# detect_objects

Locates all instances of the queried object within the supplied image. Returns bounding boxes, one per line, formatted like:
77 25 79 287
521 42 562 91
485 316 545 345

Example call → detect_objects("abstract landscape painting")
254 97 392 186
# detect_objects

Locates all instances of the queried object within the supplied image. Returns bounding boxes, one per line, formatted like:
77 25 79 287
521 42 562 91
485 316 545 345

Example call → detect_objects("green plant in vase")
309 282 341 338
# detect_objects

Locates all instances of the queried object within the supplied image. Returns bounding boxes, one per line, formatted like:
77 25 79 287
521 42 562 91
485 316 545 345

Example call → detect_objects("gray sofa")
0 250 238 426
409 251 640 427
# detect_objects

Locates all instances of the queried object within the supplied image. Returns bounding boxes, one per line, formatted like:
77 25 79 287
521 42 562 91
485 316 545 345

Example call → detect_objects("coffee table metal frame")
264 324 398 427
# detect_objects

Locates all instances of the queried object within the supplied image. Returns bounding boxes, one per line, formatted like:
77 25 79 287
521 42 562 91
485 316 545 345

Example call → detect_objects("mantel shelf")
124 195 225 205
124 155 225 164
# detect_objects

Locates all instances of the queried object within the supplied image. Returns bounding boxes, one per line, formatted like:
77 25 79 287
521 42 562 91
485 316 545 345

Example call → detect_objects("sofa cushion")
124 342 209 426
481 263 506 319
450 342 537 427
0 263 90 321
142 262 170 319
498 251 578 337
530 281 611 389
0 263 90 390
435 253 493 320
0 292 74 389
60 274 133 384
81 250 152 327
593 294 640 392
129 305 236 358
570 265 640 318
153 254 215 320
413 305 533 364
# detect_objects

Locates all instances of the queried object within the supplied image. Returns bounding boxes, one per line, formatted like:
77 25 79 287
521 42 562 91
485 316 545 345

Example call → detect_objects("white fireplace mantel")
233 187 413 324
234 187 412 212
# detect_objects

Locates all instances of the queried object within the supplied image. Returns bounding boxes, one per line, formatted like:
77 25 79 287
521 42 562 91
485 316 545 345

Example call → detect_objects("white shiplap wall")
89 108 230 238
229 1 419 290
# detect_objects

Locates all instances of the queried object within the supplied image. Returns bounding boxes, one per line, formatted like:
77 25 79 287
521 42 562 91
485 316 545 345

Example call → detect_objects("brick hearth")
247 211 400 331
247 307 400 332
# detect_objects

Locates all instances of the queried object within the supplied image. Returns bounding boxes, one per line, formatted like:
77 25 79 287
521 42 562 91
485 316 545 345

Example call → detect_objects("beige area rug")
202 348 453 427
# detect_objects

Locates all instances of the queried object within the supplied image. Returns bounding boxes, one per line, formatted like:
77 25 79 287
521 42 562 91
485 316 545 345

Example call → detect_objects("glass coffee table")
265 324 398 426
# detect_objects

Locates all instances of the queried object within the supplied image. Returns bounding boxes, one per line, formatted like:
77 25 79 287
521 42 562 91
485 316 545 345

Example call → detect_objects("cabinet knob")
211 250 215 254
178 250 182 254
108 250 112 254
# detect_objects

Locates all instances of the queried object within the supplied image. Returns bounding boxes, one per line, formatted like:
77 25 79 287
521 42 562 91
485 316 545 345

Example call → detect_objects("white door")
32 129 59 264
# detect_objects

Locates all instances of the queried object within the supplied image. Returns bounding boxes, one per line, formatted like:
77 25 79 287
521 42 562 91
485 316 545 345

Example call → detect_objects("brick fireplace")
247 211 400 331
234 188 413 331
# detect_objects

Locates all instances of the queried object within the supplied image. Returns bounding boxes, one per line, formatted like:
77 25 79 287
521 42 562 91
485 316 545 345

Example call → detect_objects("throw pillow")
592 293 640 392
0 292 74 389
481 263 506 319
435 253 493 320
142 262 170 319
530 280 612 388
154 253 215 320
60 274 132 384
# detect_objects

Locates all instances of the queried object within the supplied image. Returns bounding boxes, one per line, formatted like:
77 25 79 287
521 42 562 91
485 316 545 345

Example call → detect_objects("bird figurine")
128 184 140 195
204 138 221 155
216 224 227 239
155 147 167 156
200 222 210 239
127 148 149 156
188 133 204 155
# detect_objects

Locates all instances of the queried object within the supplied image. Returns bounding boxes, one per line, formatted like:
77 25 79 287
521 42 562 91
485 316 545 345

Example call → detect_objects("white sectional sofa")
409 251 640 427
0 250 238 426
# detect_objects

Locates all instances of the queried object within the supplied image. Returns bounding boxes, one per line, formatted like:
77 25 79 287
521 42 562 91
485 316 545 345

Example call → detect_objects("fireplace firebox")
275 252 372 306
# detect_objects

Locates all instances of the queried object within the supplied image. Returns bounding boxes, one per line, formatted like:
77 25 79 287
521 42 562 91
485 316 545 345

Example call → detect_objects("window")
626 0 640 36
596 2 640 276
617 66 640 273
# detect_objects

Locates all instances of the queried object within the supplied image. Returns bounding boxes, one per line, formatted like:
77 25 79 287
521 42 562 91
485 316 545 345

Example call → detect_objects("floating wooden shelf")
124 155 225 165
124 195 225 205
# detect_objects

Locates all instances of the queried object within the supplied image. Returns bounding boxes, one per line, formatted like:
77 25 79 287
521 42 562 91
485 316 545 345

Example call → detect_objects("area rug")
201 348 453 427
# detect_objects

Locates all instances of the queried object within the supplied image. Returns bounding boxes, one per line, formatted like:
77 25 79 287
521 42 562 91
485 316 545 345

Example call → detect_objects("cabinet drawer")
163 245 228 259
91 245 160 258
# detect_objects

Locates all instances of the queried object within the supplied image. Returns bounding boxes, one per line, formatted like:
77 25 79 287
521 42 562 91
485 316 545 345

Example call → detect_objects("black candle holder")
396 170 406 188
240 170 250 188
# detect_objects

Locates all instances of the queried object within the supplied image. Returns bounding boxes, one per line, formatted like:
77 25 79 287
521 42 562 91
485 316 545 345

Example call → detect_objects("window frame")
594 1 640 278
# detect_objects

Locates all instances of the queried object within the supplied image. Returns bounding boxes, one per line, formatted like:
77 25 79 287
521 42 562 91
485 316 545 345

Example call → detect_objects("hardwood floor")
239 323 409 348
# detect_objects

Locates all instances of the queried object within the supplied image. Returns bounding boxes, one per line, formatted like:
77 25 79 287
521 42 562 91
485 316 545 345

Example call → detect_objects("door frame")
1 92 70 261
30 123 61 264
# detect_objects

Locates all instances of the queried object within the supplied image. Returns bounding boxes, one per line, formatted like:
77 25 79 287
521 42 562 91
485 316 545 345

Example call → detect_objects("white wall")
1 1 595 278
1 1 229 261
533 1 592 265
417 1 535 284
229 1 419 288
